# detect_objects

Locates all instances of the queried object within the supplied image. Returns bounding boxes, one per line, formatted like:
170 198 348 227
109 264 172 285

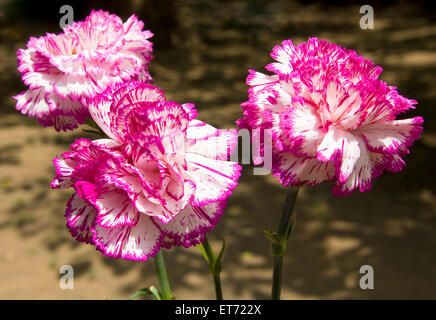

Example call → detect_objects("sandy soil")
0 0 435 299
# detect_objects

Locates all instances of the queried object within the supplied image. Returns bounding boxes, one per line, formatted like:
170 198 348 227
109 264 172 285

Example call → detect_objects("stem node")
198 237 225 300
267 186 300 300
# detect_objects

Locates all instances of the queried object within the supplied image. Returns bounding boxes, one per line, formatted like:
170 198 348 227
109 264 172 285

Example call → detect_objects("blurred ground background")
0 0 435 299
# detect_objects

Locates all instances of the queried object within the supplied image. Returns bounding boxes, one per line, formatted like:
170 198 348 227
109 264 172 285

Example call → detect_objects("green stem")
271 255 283 300
213 272 223 300
198 237 224 300
271 186 300 300
154 250 173 300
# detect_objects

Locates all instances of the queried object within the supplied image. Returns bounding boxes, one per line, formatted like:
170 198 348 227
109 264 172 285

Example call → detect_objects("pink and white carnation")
14 10 153 131
51 81 241 260
237 38 423 195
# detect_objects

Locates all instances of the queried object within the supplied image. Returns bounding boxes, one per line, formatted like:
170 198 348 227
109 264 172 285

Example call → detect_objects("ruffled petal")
65 193 97 244
93 214 162 261
133 180 196 224
272 151 336 186
332 138 372 195
357 117 424 155
92 190 139 228
280 102 324 158
14 88 50 119
155 202 226 248
187 122 238 160
88 94 119 140
185 153 241 206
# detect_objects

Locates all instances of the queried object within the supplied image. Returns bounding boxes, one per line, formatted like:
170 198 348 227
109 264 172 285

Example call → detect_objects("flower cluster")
52 82 241 260
14 8 423 266
237 37 423 195
14 10 153 131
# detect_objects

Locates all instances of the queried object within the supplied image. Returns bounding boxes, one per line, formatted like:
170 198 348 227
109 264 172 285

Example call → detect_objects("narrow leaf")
126 285 162 300
213 238 226 275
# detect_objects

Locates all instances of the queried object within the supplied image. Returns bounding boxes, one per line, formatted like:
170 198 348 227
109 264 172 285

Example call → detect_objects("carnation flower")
14 10 153 131
237 38 423 195
52 81 241 260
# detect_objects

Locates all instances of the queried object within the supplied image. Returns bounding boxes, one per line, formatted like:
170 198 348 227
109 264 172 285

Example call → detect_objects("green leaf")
148 285 163 300
84 119 107 138
85 118 99 129
212 238 226 276
126 285 162 300
284 210 297 240
264 226 281 243
82 129 100 135
197 243 211 265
